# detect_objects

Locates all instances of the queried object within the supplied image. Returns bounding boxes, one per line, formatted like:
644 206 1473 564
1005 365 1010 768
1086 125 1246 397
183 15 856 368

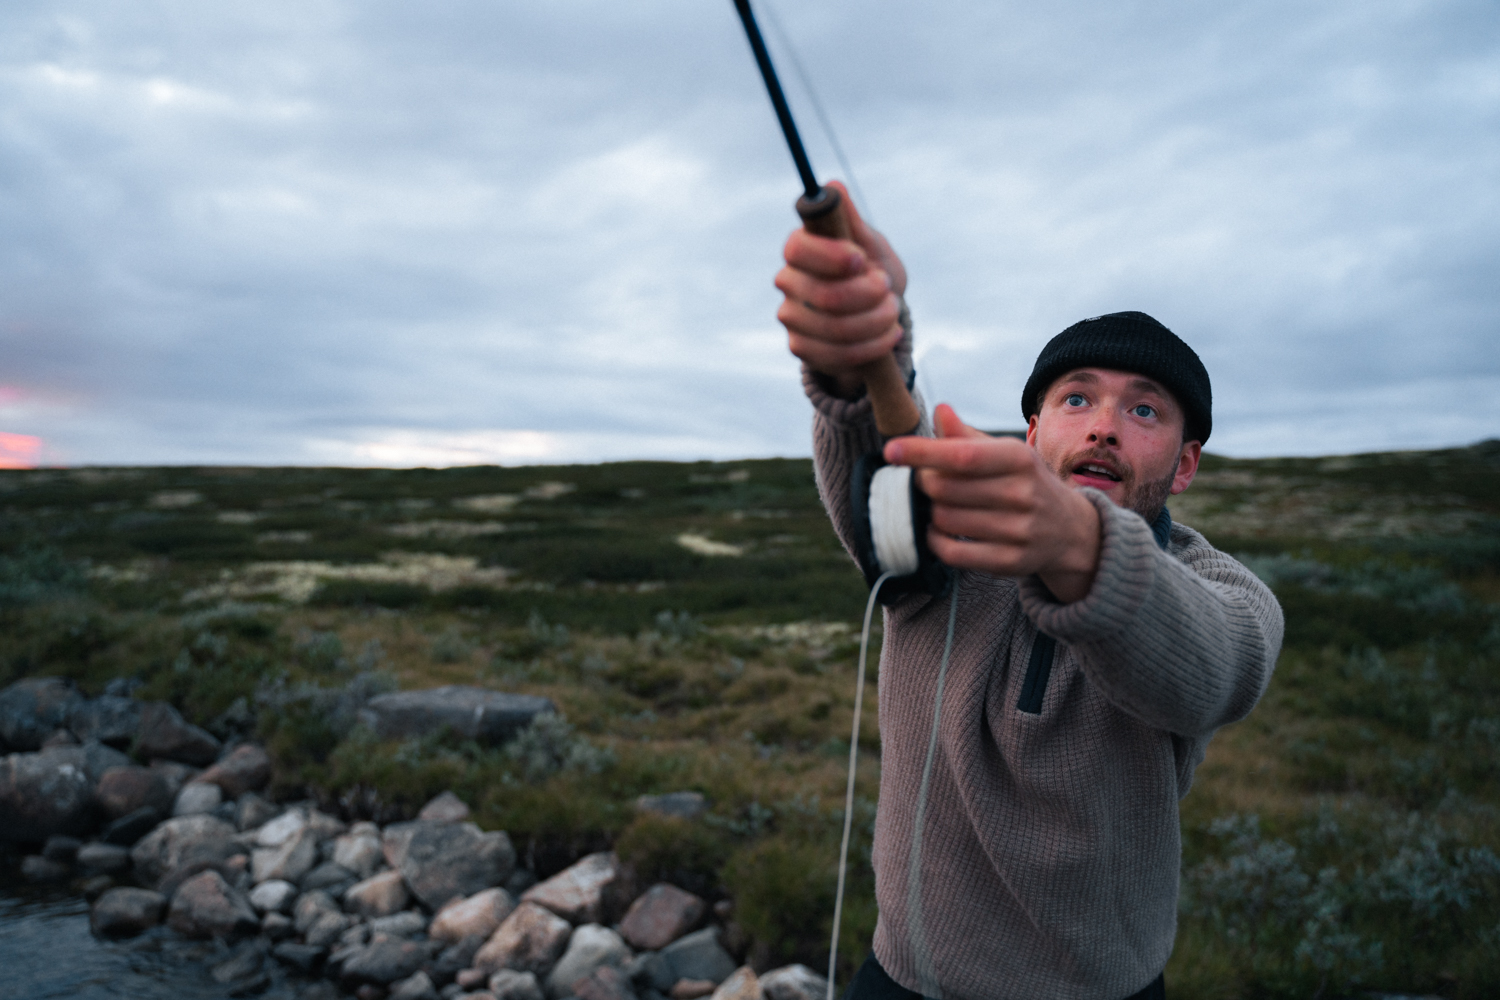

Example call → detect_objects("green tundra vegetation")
2 441 1498 998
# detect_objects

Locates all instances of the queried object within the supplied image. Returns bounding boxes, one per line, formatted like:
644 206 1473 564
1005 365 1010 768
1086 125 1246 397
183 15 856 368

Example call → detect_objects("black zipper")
1015 632 1056 714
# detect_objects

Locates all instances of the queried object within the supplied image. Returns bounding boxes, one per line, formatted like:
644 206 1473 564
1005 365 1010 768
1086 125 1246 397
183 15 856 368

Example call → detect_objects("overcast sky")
1 0 1496 468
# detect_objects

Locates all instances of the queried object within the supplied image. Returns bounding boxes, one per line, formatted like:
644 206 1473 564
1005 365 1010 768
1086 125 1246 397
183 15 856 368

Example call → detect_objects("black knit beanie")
1020 311 1212 444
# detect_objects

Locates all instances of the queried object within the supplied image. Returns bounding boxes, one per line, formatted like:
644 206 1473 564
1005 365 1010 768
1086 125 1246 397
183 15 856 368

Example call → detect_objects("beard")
1048 448 1178 524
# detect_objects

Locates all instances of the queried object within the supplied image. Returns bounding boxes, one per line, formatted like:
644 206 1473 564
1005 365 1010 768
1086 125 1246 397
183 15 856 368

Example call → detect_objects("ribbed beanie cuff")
1021 311 1212 443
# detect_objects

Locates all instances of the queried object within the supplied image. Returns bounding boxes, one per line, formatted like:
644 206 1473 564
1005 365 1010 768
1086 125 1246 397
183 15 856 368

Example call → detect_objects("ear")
1025 414 1039 448
1170 441 1202 495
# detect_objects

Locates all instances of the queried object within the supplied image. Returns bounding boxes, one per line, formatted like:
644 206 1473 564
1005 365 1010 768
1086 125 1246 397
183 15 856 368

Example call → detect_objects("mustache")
1059 449 1135 482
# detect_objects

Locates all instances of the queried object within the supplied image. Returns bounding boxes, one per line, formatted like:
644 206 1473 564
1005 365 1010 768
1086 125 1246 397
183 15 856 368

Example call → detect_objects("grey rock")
102 806 163 846
633 793 707 821
80 741 134 781
293 889 341 933
333 822 384 877
660 929 735 986
167 869 260 939
358 687 556 745
473 901 572 978
574 965 636 1000
301 861 357 894
256 808 308 847
130 814 242 888
236 792 281 831
305 808 346 840
174 781 224 816
708 966 758 1000
759 965 829 1000
42 728 79 748
43 833 82 862
490 969 547 1000
78 841 133 874
391 970 441 1000
22 854 71 881
262 911 295 940
0 677 83 751
522 852 628 926
506 868 538 896
430 887 516 945
81 873 115 899
0 746 98 841
148 759 199 799
619 884 704 951
195 744 272 798
370 910 429 938
545 924 632 1000
440 985 466 1000
626 952 674 994
90 887 167 937
250 878 299 914
430 933 486 986
211 940 267 984
157 857 248 901
135 701 222 766
96 765 175 819
397 821 516 911
345 869 411 917
69 696 143 748
273 940 326 972
340 933 429 988
418 791 471 823
305 910 355 948
253 826 319 884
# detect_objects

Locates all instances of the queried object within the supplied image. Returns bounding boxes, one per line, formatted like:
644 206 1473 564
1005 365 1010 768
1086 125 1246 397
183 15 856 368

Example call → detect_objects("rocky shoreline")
1 677 825 1000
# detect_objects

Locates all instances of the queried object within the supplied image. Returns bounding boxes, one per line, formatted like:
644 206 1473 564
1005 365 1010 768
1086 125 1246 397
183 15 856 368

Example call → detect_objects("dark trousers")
845 953 1166 1000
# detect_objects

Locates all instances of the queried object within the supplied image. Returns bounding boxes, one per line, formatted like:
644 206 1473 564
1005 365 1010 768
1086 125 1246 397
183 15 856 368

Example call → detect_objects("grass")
2 441 1499 996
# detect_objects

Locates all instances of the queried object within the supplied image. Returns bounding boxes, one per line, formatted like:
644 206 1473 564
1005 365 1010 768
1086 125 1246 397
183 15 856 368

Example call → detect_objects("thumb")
824 180 876 255
933 403 987 439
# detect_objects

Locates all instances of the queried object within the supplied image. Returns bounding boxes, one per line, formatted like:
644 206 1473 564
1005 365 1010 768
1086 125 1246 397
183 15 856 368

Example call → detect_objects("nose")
1086 411 1120 448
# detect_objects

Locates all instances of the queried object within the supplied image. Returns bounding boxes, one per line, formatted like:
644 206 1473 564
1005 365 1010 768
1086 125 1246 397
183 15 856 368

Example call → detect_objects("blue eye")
1065 393 1086 407
1132 404 1156 418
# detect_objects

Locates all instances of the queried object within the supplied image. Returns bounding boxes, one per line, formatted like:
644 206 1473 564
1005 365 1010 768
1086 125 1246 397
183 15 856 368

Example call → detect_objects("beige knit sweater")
805 344 1284 1000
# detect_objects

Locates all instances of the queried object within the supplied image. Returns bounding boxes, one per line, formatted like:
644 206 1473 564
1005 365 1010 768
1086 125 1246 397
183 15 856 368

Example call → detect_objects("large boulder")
392 820 515 911
473 901 573 977
69 696 143 748
0 678 83 751
544 924 632 1000
90 887 167 937
430 888 516 945
357 687 556 745
130 813 242 888
134 701 221 766
167 869 260 939
194 744 271 799
339 933 430 989
522 852 630 926
619 883 705 951
0 746 99 842
95 765 175 819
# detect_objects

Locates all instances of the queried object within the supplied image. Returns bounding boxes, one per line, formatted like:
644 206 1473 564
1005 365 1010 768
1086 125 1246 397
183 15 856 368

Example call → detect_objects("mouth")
1071 461 1123 485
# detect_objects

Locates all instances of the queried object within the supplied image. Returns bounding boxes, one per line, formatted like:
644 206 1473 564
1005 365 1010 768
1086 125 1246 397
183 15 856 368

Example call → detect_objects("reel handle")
797 186 923 438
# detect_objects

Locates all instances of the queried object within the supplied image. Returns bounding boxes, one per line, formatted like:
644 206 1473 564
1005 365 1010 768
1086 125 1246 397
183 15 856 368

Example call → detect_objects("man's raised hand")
776 181 908 396
885 405 1103 603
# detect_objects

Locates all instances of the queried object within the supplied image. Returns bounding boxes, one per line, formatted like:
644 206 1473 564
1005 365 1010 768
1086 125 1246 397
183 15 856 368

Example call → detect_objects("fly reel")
850 452 955 604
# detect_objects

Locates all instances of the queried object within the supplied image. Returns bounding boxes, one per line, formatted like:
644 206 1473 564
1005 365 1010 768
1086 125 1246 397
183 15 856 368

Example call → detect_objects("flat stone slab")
357 687 556 745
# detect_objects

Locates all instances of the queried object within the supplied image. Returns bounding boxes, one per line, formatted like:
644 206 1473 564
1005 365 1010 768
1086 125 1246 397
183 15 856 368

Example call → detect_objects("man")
775 184 1284 1000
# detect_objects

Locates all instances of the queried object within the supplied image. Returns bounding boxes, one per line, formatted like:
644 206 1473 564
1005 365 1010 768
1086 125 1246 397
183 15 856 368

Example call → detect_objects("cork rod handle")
796 187 923 438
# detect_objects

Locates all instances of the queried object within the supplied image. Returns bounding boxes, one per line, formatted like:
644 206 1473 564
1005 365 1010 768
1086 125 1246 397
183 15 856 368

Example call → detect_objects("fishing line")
756 0 872 221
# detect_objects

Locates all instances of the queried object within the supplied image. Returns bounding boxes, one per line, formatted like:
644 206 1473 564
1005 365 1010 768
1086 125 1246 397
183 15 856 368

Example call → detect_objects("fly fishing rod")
731 0 920 439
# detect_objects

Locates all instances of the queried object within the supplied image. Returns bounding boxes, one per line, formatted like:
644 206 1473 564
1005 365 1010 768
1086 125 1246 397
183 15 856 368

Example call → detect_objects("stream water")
0 875 328 1000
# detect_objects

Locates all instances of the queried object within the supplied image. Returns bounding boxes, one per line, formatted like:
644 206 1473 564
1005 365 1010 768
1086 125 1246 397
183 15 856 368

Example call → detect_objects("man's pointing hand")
885 404 1103 603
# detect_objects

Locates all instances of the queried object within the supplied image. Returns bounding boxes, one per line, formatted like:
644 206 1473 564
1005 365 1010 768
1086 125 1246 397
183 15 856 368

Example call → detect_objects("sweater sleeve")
806 298 931 562
1019 490 1284 736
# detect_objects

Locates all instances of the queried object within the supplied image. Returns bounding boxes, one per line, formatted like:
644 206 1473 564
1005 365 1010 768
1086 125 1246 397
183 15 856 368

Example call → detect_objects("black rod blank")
732 0 821 199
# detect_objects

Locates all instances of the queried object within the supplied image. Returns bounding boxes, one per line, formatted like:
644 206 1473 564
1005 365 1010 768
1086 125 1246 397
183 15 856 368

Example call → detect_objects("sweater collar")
1152 507 1173 551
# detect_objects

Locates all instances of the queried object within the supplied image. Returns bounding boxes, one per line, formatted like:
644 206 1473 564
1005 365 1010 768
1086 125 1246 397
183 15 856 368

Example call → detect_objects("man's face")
1025 367 1202 522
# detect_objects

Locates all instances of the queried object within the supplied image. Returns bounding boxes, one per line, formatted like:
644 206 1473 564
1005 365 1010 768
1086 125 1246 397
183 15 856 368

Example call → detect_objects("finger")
774 264 893 317
925 531 1034 576
786 325 905 372
918 470 1040 511
933 404 989 440
783 226 866 280
928 504 1033 545
778 294 902 347
885 434 1033 476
